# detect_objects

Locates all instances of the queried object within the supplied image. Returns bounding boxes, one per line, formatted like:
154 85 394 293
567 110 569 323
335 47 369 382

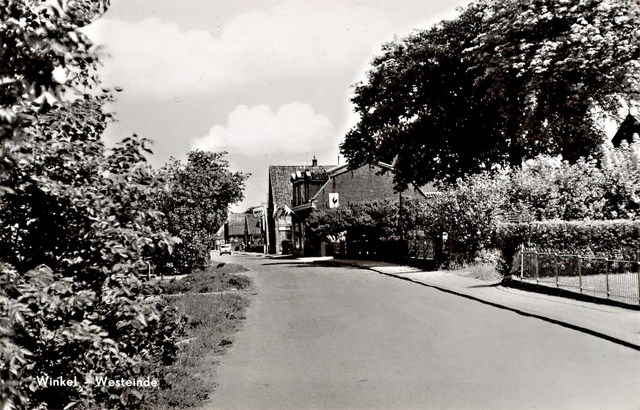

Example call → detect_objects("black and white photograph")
1 0 640 408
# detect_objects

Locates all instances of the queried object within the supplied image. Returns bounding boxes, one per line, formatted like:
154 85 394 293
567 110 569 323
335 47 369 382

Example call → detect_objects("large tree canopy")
342 0 640 188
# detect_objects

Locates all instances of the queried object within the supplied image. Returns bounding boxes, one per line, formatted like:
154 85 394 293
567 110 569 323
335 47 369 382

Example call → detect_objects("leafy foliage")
342 3 488 187
307 198 426 242
504 156 607 222
0 2 251 408
0 0 110 143
0 98 184 409
495 219 640 264
155 151 247 274
423 139 640 266
600 139 640 219
342 0 640 187
422 172 509 263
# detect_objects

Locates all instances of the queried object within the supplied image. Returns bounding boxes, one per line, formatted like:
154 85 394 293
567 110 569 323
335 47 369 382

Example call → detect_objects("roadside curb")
336 260 640 352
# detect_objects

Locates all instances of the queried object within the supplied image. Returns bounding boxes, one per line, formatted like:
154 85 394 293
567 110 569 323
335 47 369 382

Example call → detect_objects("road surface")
203 255 640 410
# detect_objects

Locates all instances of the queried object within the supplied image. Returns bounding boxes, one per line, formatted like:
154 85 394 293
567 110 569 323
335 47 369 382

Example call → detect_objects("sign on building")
329 193 339 208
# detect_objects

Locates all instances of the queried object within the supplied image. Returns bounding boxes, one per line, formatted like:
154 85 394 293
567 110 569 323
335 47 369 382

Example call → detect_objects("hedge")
495 220 640 264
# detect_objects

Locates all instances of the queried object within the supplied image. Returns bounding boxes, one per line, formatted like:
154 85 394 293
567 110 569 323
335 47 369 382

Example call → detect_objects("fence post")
535 250 539 283
555 253 559 287
520 244 524 280
577 256 582 294
605 258 610 298
637 251 640 305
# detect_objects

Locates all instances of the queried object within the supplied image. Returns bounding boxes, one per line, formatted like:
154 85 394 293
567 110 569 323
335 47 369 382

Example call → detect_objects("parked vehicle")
220 244 232 255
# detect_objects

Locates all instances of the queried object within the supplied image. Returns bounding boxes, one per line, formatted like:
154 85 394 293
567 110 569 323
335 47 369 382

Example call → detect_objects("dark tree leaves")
342 0 640 188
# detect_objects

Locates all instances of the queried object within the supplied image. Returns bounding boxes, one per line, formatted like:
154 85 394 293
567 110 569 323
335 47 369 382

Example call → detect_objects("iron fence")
517 245 640 306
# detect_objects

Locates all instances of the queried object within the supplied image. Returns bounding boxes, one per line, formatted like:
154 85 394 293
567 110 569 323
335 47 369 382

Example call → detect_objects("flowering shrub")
600 139 640 219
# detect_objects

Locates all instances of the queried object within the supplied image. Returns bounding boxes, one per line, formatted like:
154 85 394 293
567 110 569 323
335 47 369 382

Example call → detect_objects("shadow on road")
467 282 503 289
259 260 361 270
307 260 361 269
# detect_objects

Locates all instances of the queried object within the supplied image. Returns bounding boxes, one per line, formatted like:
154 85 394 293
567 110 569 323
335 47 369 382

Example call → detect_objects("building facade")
267 158 334 254
290 162 435 256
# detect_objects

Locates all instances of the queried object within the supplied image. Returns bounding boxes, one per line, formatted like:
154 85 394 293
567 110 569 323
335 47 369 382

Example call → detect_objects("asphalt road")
203 255 640 410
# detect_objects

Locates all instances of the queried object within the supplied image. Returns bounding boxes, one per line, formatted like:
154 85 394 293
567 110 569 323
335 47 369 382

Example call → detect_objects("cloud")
191 102 337 156
85 0 393 98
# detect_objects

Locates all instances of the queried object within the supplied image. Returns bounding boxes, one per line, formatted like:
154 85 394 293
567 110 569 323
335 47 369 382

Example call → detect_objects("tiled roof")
269 165 334 209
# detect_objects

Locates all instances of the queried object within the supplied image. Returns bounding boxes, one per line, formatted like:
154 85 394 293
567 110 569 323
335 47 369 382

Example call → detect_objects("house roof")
268 164 334 210
290 169 330 182
612 114 640 147
309 161 439 202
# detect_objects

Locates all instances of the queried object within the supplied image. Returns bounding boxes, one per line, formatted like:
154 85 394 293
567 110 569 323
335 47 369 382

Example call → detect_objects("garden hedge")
495 220 640 264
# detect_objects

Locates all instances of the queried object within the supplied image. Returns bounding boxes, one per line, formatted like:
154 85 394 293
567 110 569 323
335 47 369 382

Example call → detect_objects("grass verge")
149 263 253 409
454 263 504 281
161 262 251 294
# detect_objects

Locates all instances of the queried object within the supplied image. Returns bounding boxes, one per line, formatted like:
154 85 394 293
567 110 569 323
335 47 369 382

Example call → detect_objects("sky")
85 0 474 211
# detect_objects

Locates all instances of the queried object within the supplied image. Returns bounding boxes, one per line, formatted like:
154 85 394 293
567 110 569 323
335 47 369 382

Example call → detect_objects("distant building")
224 213 246 250
267 157 334 254
224 211 266 252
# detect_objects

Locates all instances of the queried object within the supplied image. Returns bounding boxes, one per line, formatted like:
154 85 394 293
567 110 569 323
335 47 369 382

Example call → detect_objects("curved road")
203 255 640 410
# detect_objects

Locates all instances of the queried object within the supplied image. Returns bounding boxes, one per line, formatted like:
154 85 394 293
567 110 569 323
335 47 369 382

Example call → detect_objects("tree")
342 3 489 188
155 151 247 274
342 0 640 188
0 99 183 409
0 0 110 142
469 0 640 163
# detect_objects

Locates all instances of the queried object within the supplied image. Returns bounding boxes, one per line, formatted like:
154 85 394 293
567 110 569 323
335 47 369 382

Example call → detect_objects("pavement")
291 256 640 351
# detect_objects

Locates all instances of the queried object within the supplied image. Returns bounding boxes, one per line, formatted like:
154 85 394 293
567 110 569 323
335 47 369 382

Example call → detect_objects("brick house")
267 158 334 254
290 161 436 256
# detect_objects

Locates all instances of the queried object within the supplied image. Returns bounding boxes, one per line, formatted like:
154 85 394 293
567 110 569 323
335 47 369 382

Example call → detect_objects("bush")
0 101 184 409
495 220 640 264
422 171 509 265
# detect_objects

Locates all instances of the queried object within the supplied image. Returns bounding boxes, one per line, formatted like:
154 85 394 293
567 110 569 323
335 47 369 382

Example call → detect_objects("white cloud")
191 102 337 156
85 0 393 98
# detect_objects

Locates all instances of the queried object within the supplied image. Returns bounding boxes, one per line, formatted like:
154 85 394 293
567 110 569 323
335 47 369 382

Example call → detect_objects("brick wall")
315 165 420 210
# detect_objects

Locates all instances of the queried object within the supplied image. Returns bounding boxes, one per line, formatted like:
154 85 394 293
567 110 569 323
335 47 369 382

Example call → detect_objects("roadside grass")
161 262 251 295
150 263 253 409
453 263 504 282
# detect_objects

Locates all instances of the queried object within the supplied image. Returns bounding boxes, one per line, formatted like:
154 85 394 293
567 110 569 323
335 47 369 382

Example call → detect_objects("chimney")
312 155 318 167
